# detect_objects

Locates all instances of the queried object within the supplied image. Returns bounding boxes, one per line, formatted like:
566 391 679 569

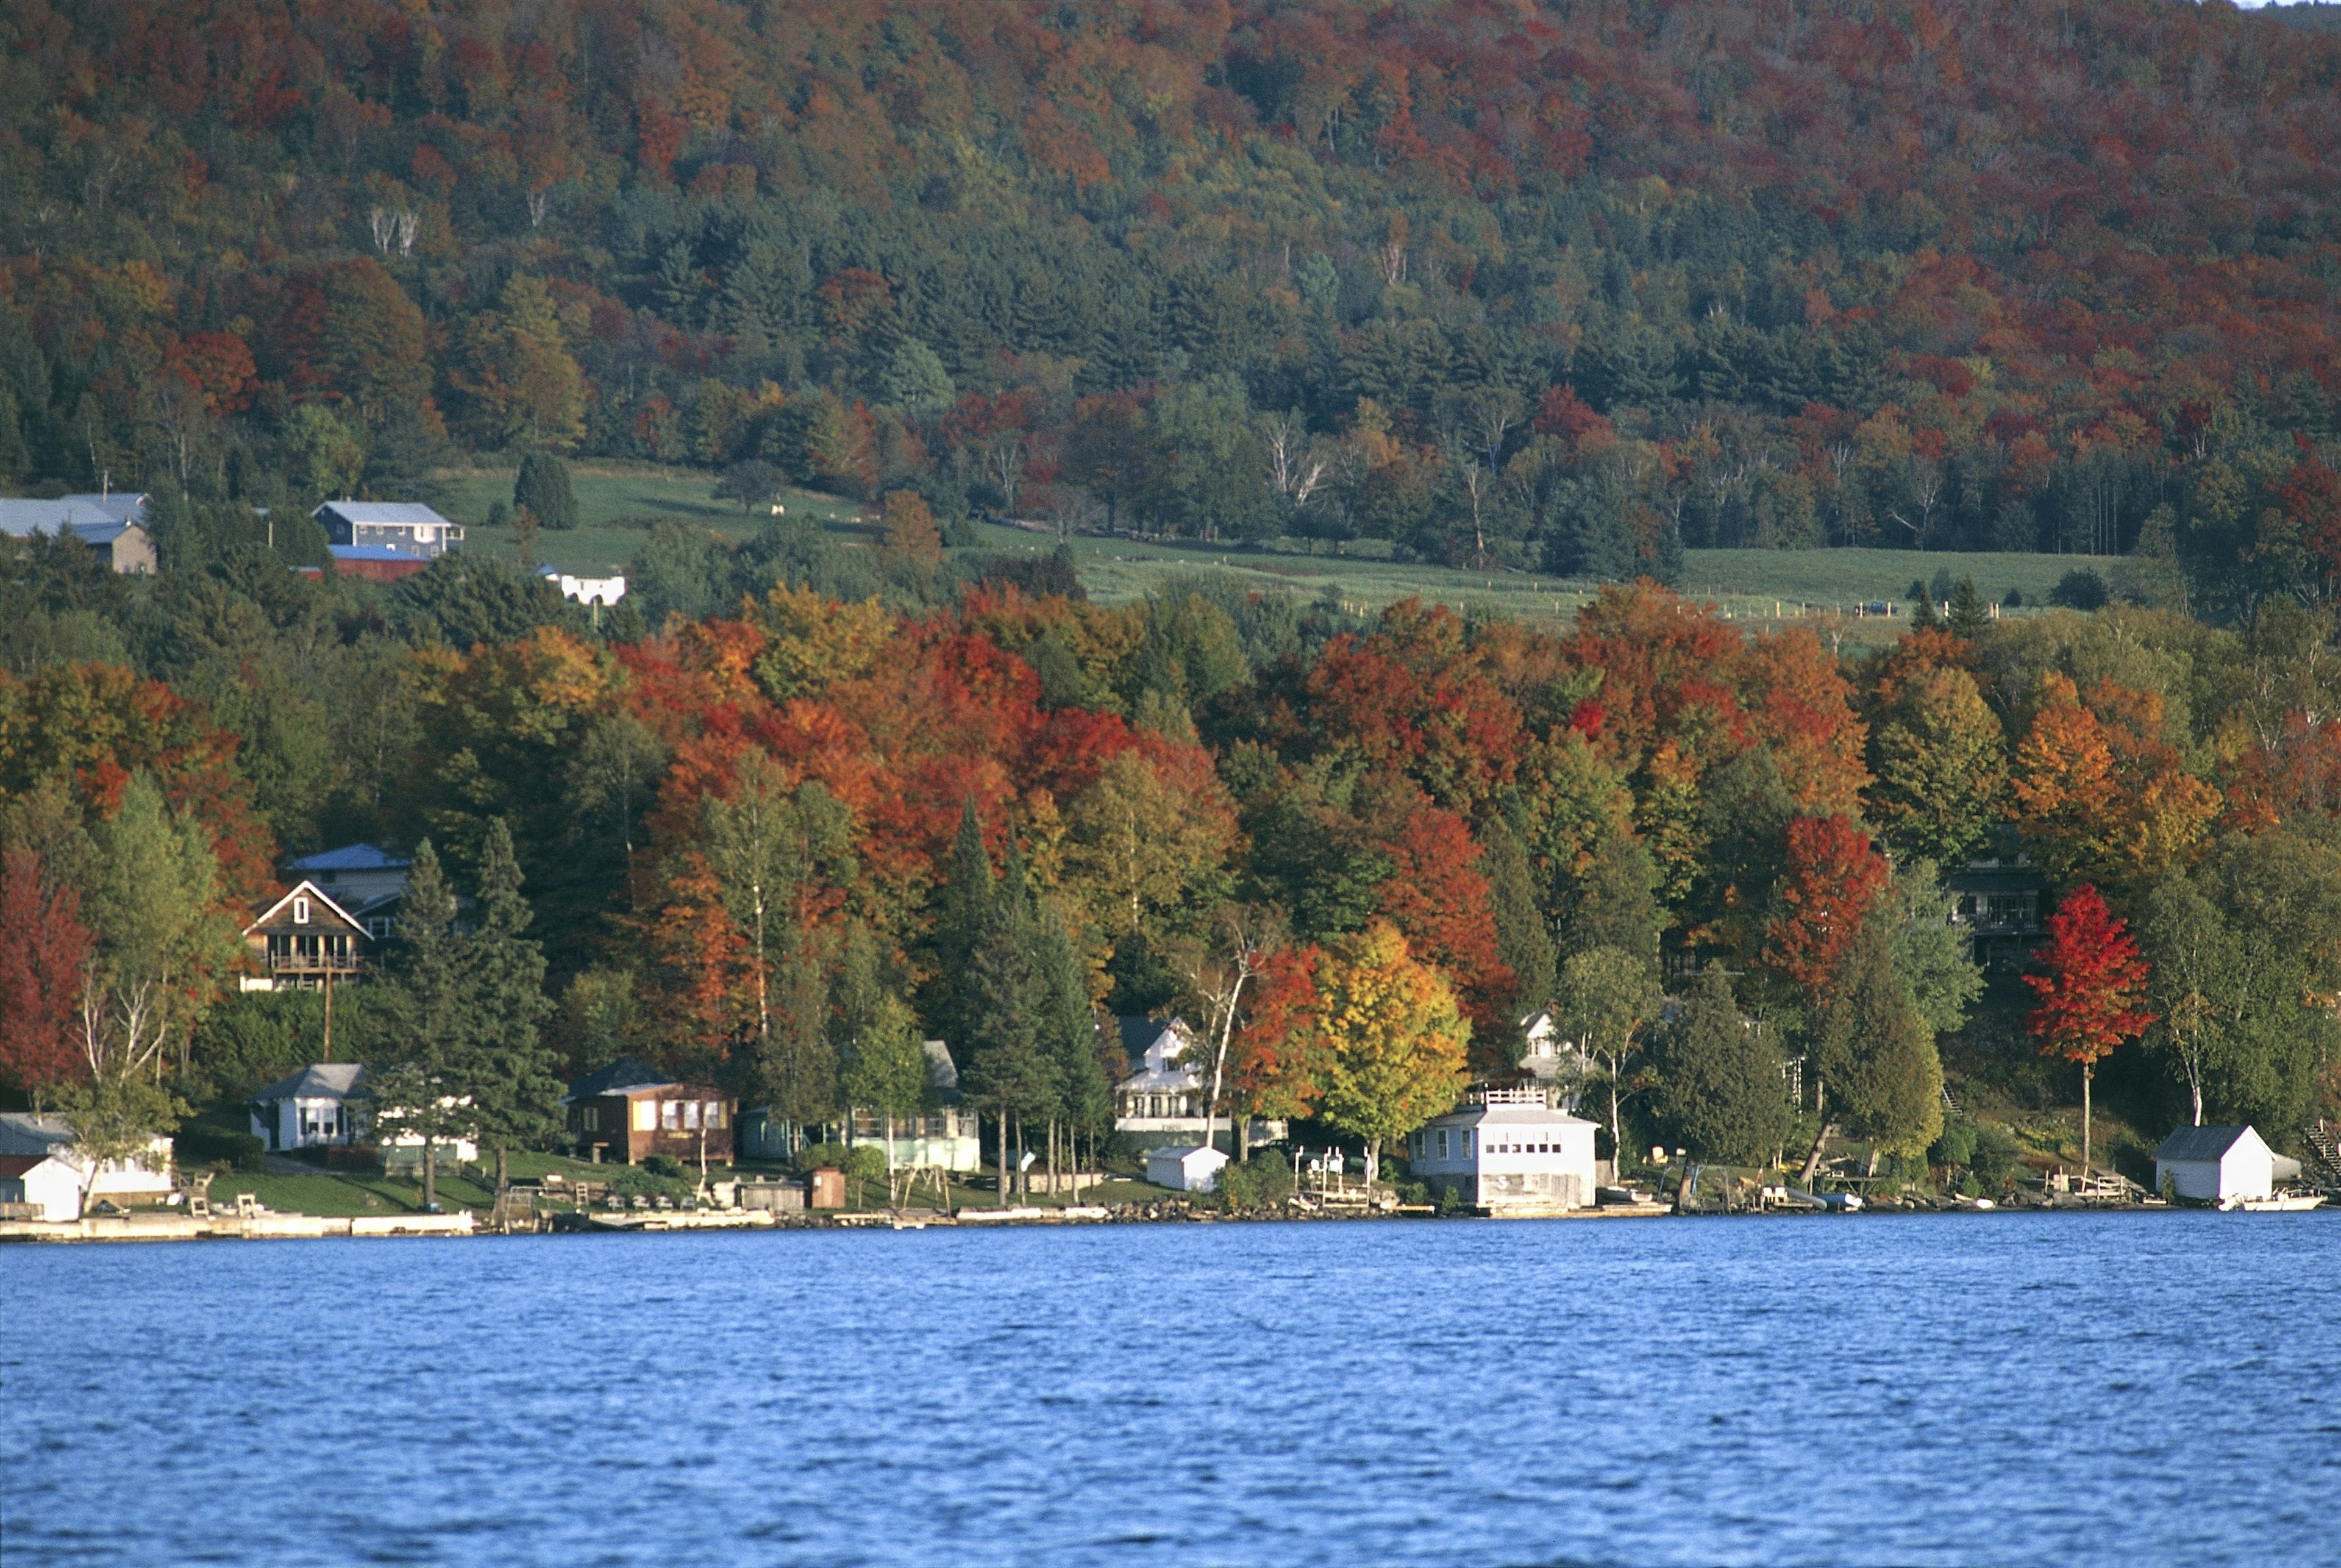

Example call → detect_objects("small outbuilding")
1408 1088 1600 1214
1147 1143 1228 1194
2154 1125 2291 1204
0 1112 174 1221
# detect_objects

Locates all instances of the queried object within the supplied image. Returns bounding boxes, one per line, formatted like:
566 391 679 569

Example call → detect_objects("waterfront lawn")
189 1149 725 1218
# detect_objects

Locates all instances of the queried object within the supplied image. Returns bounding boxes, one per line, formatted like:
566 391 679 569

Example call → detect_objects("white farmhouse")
535 565 627 605
1147 1143 1228 1194
1113 1016 1285 1146
2153 1125 2293 1205
1406 1088 1600 1214
0 1112 175 1221
1516 1007 1587 1095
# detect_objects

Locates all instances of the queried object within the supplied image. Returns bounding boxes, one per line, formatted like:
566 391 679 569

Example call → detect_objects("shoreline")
4 1194 2296 1245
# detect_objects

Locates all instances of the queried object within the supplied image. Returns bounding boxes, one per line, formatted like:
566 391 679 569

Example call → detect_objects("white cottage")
1406 1088 1600 1214
1147 1144 1228 1193
248 1064 477 1168
1516 1007 1588 1094
0 1112 175 1221
2153 1125 2290 1204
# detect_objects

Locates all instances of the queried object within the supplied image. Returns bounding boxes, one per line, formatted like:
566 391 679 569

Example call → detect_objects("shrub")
2004 586 2025 608
2049 568 2108 610
1219 1152 1297 1208
1969 1124 2026 1188
642 1154 687 1179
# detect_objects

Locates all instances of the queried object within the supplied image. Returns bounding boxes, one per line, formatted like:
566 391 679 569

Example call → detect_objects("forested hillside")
3 3 2339 1181
5 1 2341 606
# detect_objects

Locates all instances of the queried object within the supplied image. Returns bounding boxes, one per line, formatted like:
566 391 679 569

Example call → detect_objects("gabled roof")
60 493 149 523
0 1111 77 1158
565 1055 675 1102
314 501 454 527
251 1063 369 1103
0 496 150 540
2153 1125 2265 1163
1147 1143 1227 1166
922 1039 960 1096
286 843 411 874
245 880 368 936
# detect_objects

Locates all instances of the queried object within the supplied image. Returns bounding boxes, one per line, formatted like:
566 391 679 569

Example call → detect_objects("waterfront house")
843 1039 982 1172
1945 844 2050 971
1146 1143 1228 1194
0 492 157 574
1406 1087 1600 1214
241 881 371 994
247 1064 479 1168
0 1112 174 1221
563 1057 733 1166
1114 1016 1285 1147
2153 1125 2295 1204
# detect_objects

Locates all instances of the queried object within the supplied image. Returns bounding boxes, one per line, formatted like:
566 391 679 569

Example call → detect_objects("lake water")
4 1211 2336 1566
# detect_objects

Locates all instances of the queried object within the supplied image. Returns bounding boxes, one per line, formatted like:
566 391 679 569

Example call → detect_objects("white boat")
2233 1193 2326 1213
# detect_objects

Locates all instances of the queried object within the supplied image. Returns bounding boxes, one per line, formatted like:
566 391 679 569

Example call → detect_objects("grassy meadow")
434 463 2116 641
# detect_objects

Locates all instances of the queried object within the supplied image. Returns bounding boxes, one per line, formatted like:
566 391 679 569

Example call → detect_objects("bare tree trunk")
996 1113 1010 1205
2081 1064 2093 1177
423 1139 437 1210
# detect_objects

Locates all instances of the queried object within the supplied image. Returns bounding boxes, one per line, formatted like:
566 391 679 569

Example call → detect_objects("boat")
2232 1193 2326 1213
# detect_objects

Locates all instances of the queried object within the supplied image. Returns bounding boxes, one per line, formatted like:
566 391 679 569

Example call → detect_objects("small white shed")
1147 1144 1228 1193
2153 1125 2279 1203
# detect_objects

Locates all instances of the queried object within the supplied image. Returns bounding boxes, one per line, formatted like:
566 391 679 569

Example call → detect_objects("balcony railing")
266 952 363 974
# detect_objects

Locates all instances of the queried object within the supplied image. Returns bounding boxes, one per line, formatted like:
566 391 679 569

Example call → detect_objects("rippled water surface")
5 1211 2337 1566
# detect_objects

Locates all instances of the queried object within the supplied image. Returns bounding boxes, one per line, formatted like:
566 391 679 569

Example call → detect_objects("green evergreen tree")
1562 825 1662 967
1812 918 1944 1163
462 818 561 1179
921 799 992 1050
376 840 474 1208
1035 900 1111 1174
960 847 1056 1202
1654 966 1790 1166
1482 816 1558 1060
1948 576 1990 639
514 452 579 530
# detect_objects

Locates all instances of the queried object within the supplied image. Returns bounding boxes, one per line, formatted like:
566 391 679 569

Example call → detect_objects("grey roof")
922 1039 960 1096
314 501 452 527
60 493 148 523
286 843 410 874
2153 1125 2261 1162
565 1055 674 1102
0 495 150 541
0 1111 77 1158
250 1063 369 1104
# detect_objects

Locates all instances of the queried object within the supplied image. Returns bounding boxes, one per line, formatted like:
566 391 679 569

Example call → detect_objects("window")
582 1107 599 1133
293 897 310 925
705 1102 724 1129
683 1100 700 1130
632 1101 656 1132
661 1101 682 1131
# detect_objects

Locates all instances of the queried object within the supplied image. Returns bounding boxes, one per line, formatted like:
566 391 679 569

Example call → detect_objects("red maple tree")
1765 816 1890 1000
2025 884 2155 1178
0 848 94 1100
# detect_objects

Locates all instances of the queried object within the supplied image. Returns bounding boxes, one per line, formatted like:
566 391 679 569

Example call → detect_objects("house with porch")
1406 1087 1600 1215
843 1039 982 1172
562 1057 734 1166
246 1063 479 1169
1945 844 2051 971
282 844 411 939
241 881 370 994
1113 1016 1286 1149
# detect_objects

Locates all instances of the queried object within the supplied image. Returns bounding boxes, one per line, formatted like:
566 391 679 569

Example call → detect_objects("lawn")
433 461 872 577
187 1148 731 1217
430 462 2119 643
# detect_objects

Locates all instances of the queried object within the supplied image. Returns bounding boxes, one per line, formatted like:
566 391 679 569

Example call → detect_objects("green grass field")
434 463 2116 641
434 461 873 576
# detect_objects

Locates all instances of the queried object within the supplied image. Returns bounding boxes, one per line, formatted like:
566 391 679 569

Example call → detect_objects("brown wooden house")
242 881 369 991
561 1056 734 1166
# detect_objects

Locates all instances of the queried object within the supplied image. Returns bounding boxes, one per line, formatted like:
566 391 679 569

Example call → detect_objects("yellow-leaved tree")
1316 920 1470 1188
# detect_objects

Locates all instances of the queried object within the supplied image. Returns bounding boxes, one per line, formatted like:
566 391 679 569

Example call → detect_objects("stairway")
2304 1121 2341 1189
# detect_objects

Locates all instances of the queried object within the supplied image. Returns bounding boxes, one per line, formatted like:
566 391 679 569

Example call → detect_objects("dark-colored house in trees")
1944 852 2050 971
561 1057 733 1166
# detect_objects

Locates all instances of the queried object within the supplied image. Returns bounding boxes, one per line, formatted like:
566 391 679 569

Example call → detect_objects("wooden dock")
0 1211 477 1242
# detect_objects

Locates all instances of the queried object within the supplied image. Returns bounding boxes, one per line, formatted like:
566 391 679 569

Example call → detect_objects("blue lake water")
4 1211 2337 1567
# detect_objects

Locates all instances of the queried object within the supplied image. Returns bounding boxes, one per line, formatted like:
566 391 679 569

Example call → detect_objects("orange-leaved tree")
2024 884 2154 1178
1315 920 1470 1188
